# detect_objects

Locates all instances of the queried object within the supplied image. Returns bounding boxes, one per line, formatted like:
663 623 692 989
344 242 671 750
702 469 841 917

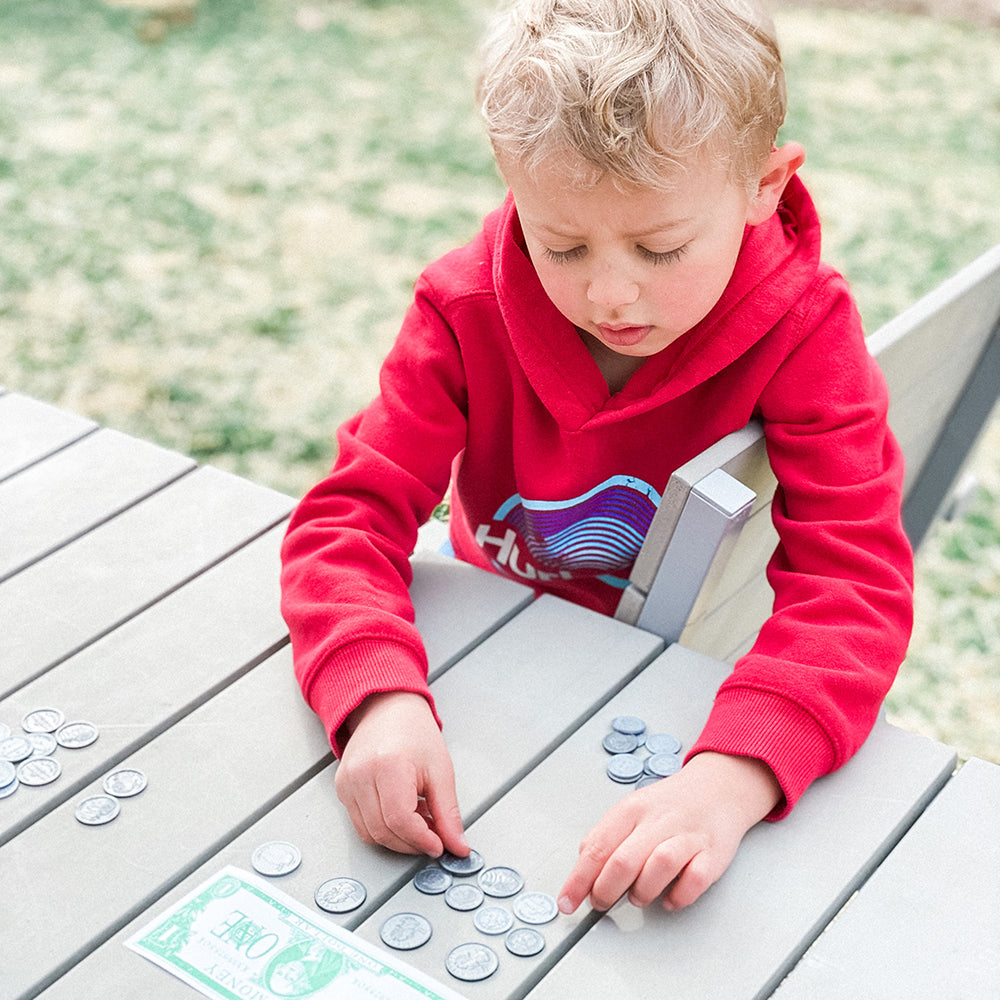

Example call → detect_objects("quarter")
505 927 545 957
512 891 558 925
478 866 524 898
103 769 148 798
439 848 484 875
55 721 99 749
314 876 366 913
75 794 120 826
22 708 65 734
379 912 432 951
444 883 484 911
473 906 514 935
0 735 33 763
17 756 62 786
445 942 499 982
413 867 452 894
251 841 302 877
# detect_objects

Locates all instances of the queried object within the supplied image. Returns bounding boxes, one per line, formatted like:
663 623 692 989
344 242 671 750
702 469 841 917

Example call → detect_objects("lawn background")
1 0 998 762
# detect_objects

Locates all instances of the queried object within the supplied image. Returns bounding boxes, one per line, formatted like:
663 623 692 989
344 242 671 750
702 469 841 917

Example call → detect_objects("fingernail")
558 895 575 914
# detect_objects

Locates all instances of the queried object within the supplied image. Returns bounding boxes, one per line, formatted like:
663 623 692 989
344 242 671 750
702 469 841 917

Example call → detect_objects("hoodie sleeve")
688 270 914 817
279 279 469 755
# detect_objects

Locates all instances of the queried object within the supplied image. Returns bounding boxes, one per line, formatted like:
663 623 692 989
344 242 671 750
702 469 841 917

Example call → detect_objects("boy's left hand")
557 752 782 914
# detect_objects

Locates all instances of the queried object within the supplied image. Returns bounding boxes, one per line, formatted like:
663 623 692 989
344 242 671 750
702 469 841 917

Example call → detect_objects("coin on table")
0 759 18 798
103 769 148 798
505 927 546 957
445 883 484 912
413 867 452 894
27 732 58 757
602 731 639 754
478 866 524 898
644 752 682 778
314 876 367 913
644 732 682 755
379 912 432 951
0 735 33 763
55 721 99 749
439 848 484 876
445 942 499 982
635 775 664 790
606 753 644 784
22 707 65 734
473 905 514 935
611 715 646 736
512 892 559 925
0 776 17 798
251 841 302 877
75 794 121 826
17 756 62 786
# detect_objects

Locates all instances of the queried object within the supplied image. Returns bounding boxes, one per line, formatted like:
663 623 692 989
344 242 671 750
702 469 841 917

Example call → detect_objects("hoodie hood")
490 174 823 431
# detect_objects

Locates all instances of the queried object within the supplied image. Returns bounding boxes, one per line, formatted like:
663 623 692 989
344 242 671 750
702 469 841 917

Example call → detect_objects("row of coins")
0 708 100 799
603 715 684 787
248 840 557 983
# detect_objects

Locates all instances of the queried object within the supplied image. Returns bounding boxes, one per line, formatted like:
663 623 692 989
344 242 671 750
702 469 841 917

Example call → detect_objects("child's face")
506 156 759 360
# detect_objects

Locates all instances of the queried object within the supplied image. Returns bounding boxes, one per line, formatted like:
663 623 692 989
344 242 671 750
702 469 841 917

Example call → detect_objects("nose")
586 267 640 310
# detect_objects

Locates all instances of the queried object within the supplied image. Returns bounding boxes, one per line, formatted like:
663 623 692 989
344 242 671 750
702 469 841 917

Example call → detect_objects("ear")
745 142 806 226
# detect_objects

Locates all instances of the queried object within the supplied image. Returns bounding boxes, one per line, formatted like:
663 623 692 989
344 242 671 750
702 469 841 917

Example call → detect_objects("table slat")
771 756 1000 999
0 393 96 483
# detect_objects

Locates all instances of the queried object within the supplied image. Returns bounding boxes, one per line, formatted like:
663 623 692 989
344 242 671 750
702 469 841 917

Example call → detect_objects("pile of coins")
74 767 148 826
0 708 99 799
249 840 557 984
603 715 684 788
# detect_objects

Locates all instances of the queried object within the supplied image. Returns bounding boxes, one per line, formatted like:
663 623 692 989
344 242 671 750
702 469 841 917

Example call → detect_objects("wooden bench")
615 241 1000 652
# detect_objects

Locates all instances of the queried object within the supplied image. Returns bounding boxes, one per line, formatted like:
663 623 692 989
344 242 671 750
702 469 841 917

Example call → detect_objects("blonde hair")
477 0 786 192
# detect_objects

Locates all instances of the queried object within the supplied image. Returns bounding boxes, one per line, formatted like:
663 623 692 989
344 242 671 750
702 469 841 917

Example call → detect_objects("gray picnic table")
1 388 997 1000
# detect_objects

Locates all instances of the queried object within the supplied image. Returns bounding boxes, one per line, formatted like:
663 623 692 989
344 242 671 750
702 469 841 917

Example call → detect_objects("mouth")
596 323 652 348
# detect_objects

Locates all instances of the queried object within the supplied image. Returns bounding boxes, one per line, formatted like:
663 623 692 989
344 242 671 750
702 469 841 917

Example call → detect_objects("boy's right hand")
334 691 469 859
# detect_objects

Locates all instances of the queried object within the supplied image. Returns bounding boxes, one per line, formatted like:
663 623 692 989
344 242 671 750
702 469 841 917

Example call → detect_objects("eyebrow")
534 218 694 239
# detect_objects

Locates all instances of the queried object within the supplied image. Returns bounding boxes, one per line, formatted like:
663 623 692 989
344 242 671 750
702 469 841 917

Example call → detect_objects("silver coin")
445 883 484 911
75 794 121 825
505 927 546 957
644 732 682 755
473 905 514 935
251 841 302 877
0 735 33 763
611 715 646 736
635 775 664 790
606 753 644 783
644 752 682 778
0 759 16 786
379 912 432 951
439 849 484 875
445 942 499 982
22 707 65 734
0 776 17 798
103 769 148 798
55 721 99 749
413 867 452 894
478 866 524 898
17 756 62 786
512 892 559 925
602 731 638 754
314 876 367 913
27 732 58 757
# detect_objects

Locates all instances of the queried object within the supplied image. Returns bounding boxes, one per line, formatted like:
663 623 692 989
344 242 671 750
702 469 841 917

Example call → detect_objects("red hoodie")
280 176 914 816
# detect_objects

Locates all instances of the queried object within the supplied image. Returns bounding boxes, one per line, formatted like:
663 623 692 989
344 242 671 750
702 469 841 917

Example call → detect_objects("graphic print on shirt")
474 475 662 588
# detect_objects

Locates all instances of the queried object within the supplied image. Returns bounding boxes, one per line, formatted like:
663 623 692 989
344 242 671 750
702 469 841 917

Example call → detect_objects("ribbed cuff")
688 685 838 820
305 639 439 757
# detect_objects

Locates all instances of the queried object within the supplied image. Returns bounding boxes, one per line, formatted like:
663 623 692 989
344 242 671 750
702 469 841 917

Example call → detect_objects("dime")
505 927 545 957
606 753 644 783
610 715 646 736
103 769 148 798
478 866 524 898
379 912 432 951
644 752 682 778
512 892 558 925
314 876 367 913
55 721 99 749
439 848 484 876
445 943 499 982
22 707 65 734
17 756 62 786
413 867 452 894
473 906 514 935
644 732 682 755
444 883 484 911
0 735 33 763
251 841 302 877
602 731 638 754
27 732 58 757
75 794 120 826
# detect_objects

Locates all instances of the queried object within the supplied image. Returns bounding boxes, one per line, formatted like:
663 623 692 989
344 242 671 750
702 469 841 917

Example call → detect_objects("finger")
558 811 638 913
587 835 653 911
422 777 468 858
375 769 444 856
626 837 691 908
662 851 724 911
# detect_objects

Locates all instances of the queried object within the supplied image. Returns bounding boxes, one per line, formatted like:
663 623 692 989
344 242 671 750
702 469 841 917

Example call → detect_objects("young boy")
280 0 913 914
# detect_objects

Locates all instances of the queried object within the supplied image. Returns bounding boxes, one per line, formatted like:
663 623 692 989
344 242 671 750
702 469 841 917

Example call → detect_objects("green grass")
1 0 998 762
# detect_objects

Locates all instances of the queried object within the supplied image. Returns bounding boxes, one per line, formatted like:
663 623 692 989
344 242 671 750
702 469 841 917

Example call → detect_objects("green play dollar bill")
125 866 468 1000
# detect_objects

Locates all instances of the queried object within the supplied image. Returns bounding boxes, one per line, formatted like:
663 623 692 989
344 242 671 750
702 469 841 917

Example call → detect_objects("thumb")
423 778 468 857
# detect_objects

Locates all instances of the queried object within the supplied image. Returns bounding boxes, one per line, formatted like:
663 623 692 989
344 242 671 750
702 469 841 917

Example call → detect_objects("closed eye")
541 245 587 264
638 243 689 265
